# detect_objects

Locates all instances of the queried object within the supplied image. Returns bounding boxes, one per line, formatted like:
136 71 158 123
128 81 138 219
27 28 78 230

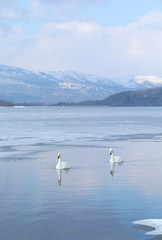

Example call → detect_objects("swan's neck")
57 157 62 167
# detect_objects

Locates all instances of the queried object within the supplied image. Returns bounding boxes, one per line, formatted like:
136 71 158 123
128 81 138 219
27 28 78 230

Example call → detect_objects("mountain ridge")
0 64 126 103
71 86 162 106
1 64 162 104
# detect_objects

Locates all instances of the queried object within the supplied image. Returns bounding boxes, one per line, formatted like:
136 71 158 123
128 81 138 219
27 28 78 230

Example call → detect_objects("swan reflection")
56 169 70 185
110 162 115 176
110 161 123 177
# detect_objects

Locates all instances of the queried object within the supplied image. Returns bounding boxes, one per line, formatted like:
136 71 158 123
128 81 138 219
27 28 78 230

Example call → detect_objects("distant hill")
0 65 126 104
2 86 162 107
0 99 14 106
74 86 162 106
1 64 162 104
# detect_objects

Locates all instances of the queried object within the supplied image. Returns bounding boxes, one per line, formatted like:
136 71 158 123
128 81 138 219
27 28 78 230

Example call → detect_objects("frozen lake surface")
0 106 162 240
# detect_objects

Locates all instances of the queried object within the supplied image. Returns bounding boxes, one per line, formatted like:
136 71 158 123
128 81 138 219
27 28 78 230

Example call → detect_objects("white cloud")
38 0 109 6
0 0 46 21
1 10 162 77
0 23 21 37
137 10 162 29
0 0 25 20
0 0 18 8
41 21 102 34
33 0 110 22
0 0 108 22
0 8 23 20
28 0 46 18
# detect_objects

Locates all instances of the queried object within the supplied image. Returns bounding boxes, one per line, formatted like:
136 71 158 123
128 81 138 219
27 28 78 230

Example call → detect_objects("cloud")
137 10 162 30
33 0 110 21
0 8 23 20
0 0 46 21
1 10 162 77
38 0 109 6
28 0 47 18
0 0 109 22
42 21 102 34
0 23 21 37
0 0 18 8
0 0 26 21
11 21 107 71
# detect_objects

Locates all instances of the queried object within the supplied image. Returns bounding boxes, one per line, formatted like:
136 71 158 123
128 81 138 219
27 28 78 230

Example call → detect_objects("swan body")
133 219 162 235
56 153 71 170
110 148 123 163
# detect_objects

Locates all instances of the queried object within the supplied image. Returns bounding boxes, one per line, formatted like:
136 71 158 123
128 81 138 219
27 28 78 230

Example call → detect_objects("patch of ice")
133 219 162 235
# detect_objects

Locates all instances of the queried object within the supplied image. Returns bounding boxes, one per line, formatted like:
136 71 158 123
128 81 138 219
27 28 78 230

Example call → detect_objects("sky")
1 0 162 78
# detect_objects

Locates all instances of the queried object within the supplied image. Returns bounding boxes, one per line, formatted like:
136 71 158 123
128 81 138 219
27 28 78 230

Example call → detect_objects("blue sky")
1 0 162 78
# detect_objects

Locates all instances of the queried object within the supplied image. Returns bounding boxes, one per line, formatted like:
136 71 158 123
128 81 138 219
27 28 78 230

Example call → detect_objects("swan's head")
57 153 61 159
110 148 113 155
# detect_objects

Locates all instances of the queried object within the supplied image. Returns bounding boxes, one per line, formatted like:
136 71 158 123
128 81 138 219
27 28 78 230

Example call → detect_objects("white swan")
133 219 162 235
56 153 71 170
110 148 123 163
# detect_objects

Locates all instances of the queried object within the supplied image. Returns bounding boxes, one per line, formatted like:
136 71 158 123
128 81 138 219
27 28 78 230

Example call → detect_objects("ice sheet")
133 219 162 235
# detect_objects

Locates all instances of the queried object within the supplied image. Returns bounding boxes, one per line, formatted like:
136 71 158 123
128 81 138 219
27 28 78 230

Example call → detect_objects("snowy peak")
126 75 162 89
35 70 118 86
135 75 162 84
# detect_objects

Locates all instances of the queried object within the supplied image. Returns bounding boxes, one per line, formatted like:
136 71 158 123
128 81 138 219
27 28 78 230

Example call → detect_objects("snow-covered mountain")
111 74 162 88
0 64 162 104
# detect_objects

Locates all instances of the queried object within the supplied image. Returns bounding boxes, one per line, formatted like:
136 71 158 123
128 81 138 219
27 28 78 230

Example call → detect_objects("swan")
133 219 162 235
56 153 71 170
110 148 123 163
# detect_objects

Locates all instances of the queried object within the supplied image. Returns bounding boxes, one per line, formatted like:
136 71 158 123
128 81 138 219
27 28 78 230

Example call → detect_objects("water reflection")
133 219 162 239
110 162 123 176
133 225 162 240
56 169 70 185
149 236 162 240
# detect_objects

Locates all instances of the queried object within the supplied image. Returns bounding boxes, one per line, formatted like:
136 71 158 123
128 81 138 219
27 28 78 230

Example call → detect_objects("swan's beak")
110 150 113 155
58 153 60 158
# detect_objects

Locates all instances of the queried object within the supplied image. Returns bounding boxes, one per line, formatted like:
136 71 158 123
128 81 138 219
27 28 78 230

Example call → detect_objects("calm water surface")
0 106 162 240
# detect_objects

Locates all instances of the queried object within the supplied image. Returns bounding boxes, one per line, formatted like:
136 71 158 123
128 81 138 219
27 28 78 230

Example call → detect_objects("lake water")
1 106 162 240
